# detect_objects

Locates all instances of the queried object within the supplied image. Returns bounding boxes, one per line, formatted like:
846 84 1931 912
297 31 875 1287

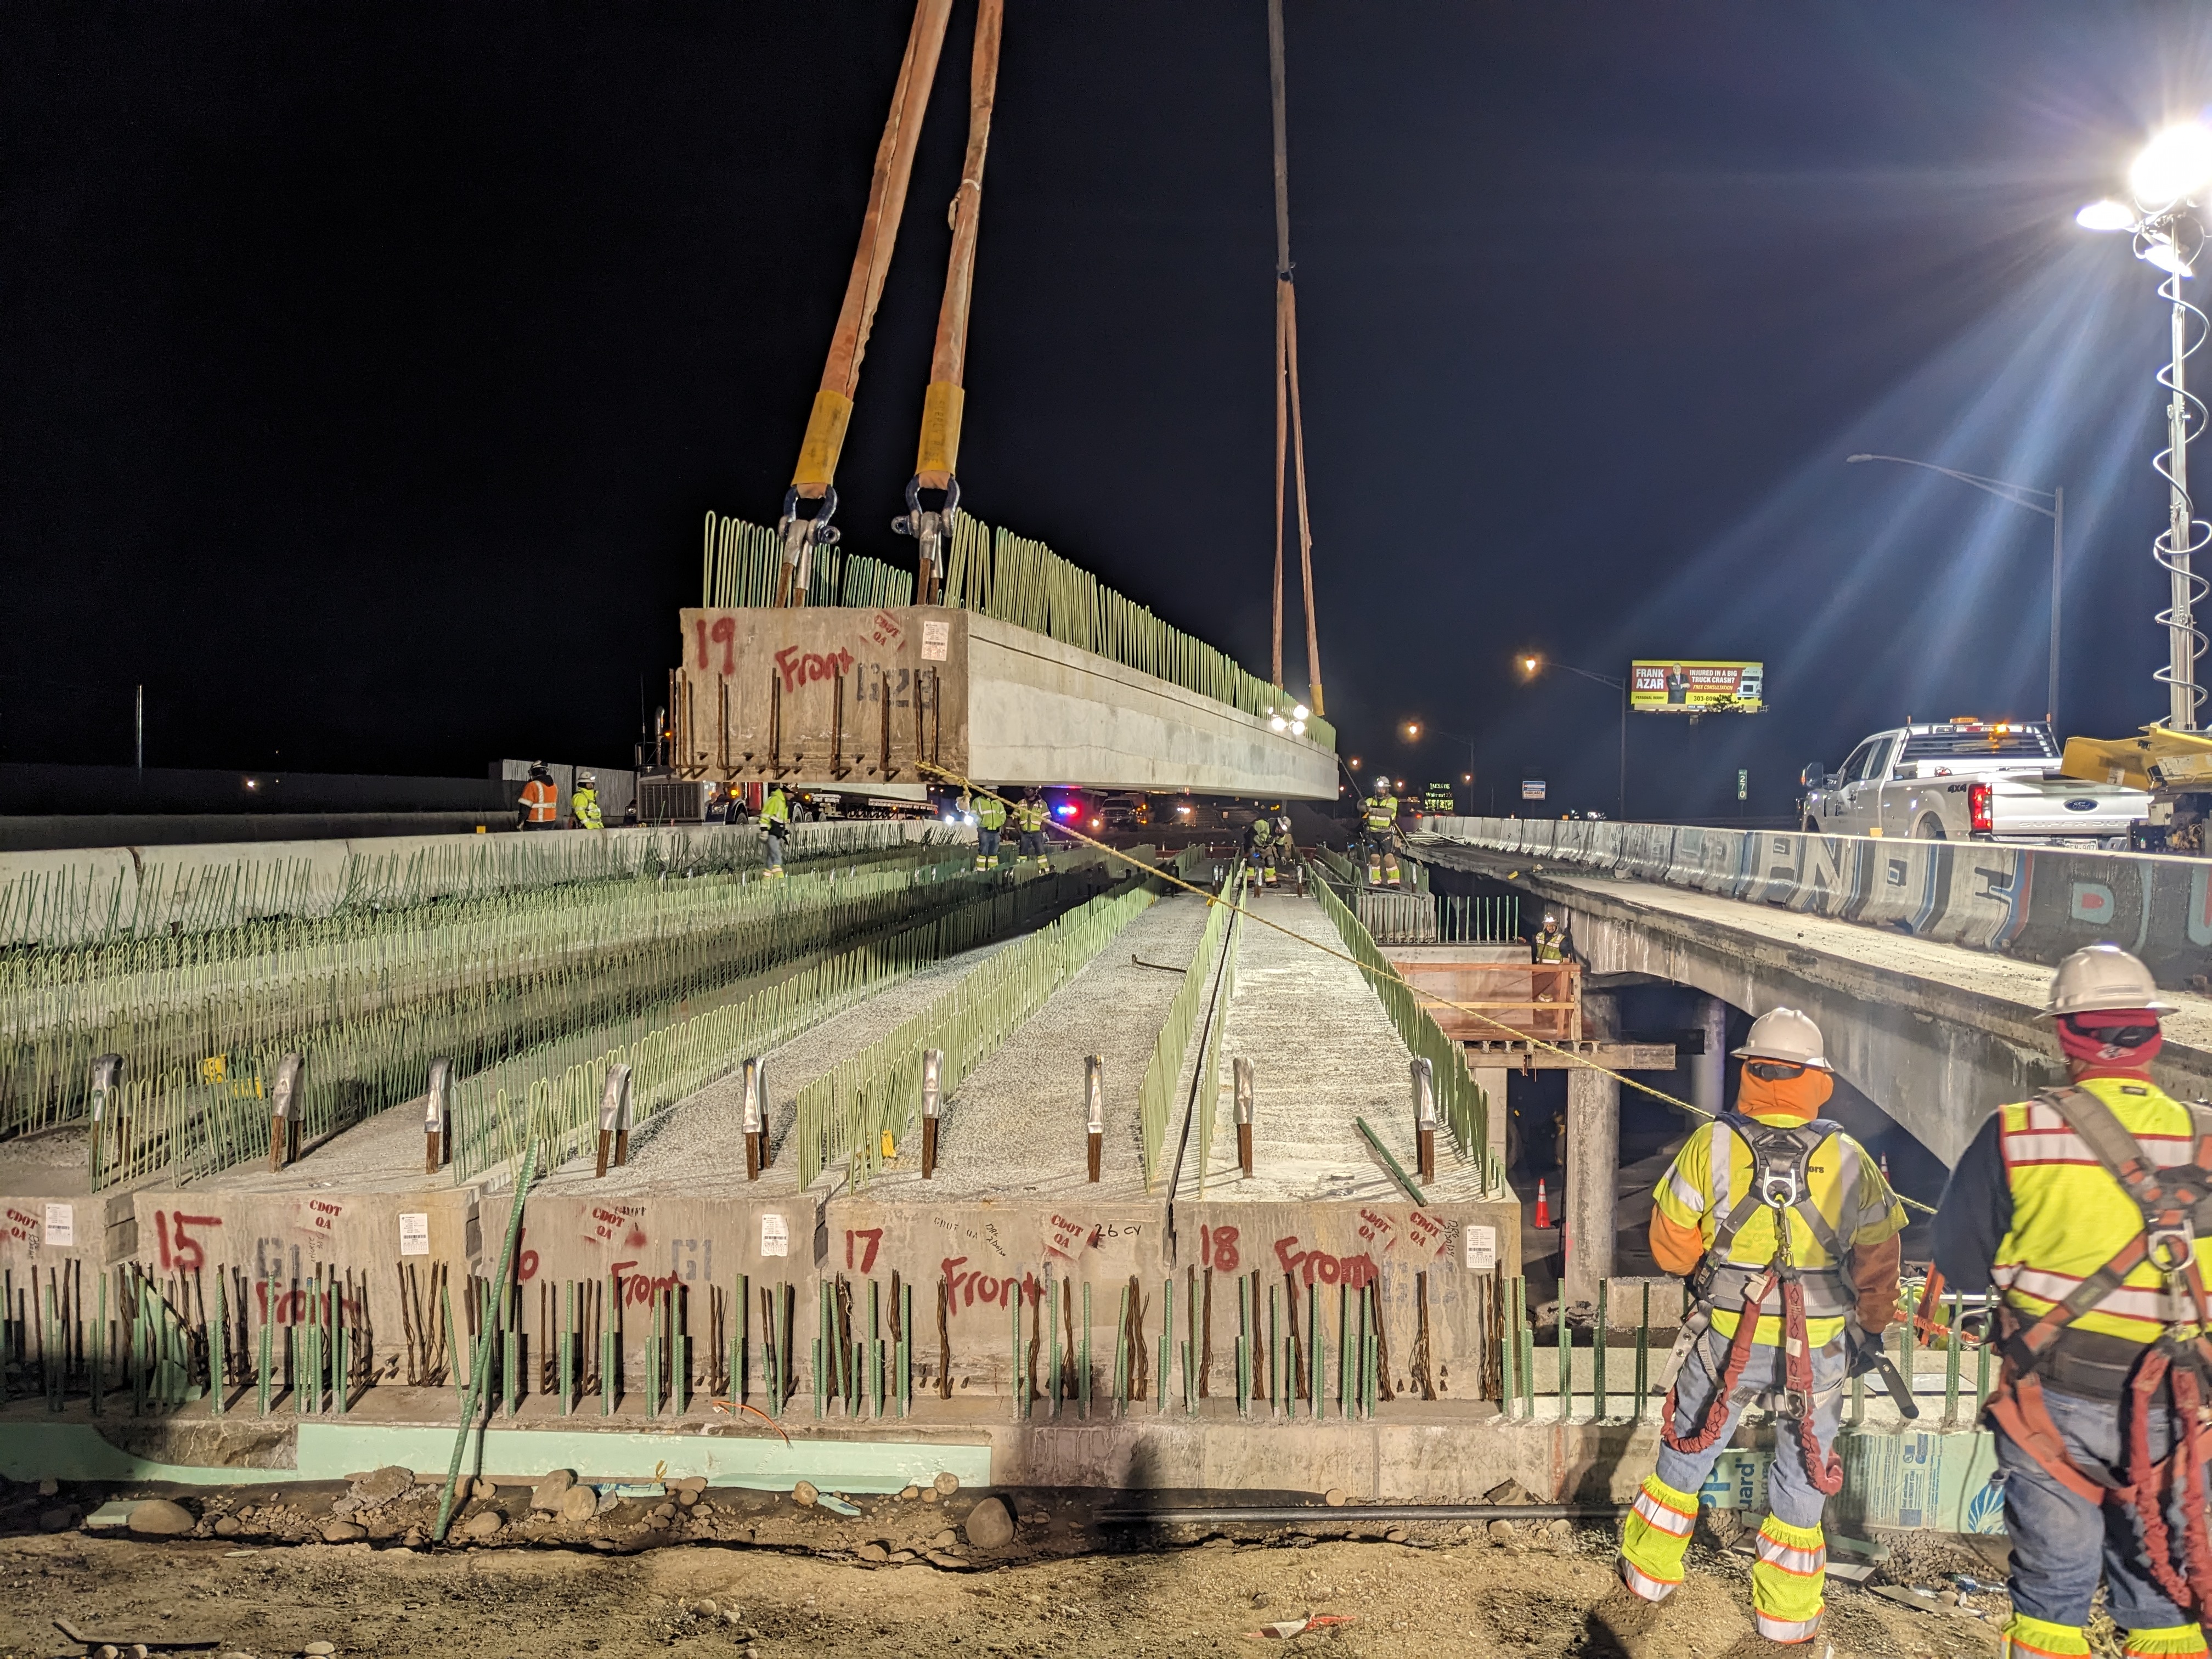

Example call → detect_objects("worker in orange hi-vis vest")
517 762 558 831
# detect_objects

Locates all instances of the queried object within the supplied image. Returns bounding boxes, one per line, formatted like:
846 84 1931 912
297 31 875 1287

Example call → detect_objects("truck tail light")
1968 782 1993 834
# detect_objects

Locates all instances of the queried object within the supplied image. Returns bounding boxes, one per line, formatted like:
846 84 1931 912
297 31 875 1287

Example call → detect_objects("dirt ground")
0 1475 2018 1659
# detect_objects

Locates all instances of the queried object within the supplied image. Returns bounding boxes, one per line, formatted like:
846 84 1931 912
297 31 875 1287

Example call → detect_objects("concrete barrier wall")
1420 816 2212 991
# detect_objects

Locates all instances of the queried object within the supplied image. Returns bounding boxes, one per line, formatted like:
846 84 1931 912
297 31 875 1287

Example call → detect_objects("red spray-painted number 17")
695 616 737 676
845 1228 883 1273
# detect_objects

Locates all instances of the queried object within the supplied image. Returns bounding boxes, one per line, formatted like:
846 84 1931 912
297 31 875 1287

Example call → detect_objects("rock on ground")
962 1497 1015 1550
532 1470 575 1511
126 1499 195 1537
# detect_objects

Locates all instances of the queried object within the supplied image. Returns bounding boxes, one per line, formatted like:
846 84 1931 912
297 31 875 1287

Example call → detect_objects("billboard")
1521 778 1547 800
1630 660 1763 714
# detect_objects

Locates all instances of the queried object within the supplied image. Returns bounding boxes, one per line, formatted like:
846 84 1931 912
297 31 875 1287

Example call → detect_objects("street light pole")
2075 122 2212 732
1847 454 2062 727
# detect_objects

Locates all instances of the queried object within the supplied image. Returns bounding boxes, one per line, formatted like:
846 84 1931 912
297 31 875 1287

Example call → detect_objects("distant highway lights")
2076 119 2212 731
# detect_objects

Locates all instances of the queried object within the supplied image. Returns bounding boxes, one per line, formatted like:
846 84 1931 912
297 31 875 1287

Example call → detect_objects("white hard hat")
1733 1007 1830 1071
2043 944 2175 1019
578 770 596 786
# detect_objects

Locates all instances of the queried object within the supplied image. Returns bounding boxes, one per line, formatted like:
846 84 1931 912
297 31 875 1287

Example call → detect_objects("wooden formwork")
1385 959 1582 1044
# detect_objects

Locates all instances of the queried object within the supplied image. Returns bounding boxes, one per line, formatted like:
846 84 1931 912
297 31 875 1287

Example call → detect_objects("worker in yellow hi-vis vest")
1618 1008 1905 1646
1014 792 1053 872
1361 781 1402 888
971 790 1007 871
759 783 791 876
1935 945 2212 1659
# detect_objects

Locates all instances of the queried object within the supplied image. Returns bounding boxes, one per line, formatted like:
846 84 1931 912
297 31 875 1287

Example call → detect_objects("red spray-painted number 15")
695 616 737 676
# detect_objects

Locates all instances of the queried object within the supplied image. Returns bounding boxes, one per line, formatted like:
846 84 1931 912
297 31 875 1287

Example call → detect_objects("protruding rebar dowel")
921 1048 943 1180
741 1057 766 1181
1234 1057 1255 1178
1410 1057 1436 1183
268 1053 304 1172
1084 1054 1104 1182
425 1058 453 1174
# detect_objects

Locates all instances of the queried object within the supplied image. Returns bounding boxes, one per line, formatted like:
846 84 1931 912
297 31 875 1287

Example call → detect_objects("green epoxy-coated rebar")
1943 1292 1962 1428
1045 1269 1060 1418
1593 1280 1609 1419
902 1282 914 1416
1557 1308 1571 1420
1977 1325 1993 1411
443 1278 462 1408
257 1298 273 1417
1633 1283 1649 1422
1080 1282 1091 1419
1158 1277 1173 1418
336 1282 349 1415
1502 1276 1520 1415
561 1280 575 1415
601 1271 617 1416
673 1291 689 1417
1310 1282 1324 1422
1009 1291 1023 1422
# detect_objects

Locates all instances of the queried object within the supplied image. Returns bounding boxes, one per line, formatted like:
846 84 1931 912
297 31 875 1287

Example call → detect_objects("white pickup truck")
1798 719 2149 846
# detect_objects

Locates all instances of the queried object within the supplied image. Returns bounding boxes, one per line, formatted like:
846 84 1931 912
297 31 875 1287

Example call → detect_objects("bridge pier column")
1692 994 1728 1115
1562 1066 1618 1311
1471 1066 1509 1177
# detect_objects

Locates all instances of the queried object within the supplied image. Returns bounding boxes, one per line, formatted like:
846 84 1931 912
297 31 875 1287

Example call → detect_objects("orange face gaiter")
1736 1064 1833 1124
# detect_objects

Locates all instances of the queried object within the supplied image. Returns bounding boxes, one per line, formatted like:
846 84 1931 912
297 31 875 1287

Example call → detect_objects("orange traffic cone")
1534 1177 1551 1230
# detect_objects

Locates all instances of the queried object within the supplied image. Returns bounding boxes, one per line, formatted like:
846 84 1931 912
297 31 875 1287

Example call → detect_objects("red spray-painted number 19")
695 616 737 676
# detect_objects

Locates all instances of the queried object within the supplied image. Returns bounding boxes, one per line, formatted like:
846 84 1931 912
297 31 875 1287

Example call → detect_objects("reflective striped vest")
520 778 557 823
1016 802 1047 833
760 789 790 827
1652 1113 1904 1344
1993 1076 2212 1344
975 796 1007 831
572 788 602 830
1363 795 1396 833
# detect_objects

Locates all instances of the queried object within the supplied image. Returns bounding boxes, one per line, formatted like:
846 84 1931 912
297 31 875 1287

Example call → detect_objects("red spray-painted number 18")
695 616 737 676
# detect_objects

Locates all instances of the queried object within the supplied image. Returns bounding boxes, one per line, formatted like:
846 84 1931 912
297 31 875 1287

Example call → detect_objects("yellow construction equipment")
2059 724 2212 792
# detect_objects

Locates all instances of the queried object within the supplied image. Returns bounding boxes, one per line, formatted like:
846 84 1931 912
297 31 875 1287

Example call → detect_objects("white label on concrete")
921 620 950 662
1463 1224 1496 1272
399 1213 431 1256
760 1213 789 1257
43 1204 74 1248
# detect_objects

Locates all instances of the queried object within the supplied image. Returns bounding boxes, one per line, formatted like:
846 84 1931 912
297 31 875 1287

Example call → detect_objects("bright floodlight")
1521 656 1539 673
1293 703 1309 720
2076 198 2137 232
2131 122 2212 207
1269 715 1288 732
2145 238 2196 279
1290 719 1306 735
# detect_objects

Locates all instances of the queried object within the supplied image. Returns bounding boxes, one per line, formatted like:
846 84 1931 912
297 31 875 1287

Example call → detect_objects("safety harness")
1985 1085 2212 1615
1662 1114 1851 1496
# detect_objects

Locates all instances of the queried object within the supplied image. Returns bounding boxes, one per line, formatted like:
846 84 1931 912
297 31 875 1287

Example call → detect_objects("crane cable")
919 763 1936 1217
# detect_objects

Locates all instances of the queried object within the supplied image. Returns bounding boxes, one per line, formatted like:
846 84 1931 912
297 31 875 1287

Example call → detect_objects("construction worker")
1014 791 1052 872
971 789 1007 871
571 770 603 830
1245 810 1277 886
1361 778 1402 888
1620 1008 1906 1645
1534 912 1569 963
759 782 791 876
1273 806 1295 881
517 761 558 831
1933 944 2212 1659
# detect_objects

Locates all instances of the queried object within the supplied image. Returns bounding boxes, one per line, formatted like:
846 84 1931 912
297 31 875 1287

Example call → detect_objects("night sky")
5 3 2210 820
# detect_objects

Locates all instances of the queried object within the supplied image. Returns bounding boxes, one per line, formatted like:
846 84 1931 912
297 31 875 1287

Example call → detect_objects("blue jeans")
1654 1324 1847 1529
1996 1381 2207 1632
